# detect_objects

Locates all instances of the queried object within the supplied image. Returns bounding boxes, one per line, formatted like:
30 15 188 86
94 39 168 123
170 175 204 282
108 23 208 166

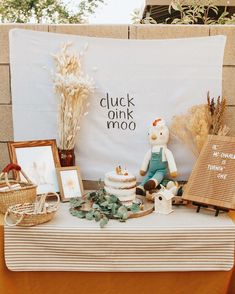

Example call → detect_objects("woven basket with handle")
4 192 60 227
0 163 37 214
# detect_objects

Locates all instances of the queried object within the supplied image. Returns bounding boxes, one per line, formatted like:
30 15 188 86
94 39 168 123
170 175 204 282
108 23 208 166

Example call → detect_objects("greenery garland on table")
70 189 140 228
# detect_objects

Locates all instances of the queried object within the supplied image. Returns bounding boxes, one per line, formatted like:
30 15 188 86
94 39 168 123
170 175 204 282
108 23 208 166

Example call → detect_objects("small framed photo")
8 139 60 195
56 166 84 202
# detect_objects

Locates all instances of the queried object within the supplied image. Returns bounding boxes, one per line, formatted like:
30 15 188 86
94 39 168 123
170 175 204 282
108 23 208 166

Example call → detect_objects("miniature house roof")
156 188 174 201
142 0 235 23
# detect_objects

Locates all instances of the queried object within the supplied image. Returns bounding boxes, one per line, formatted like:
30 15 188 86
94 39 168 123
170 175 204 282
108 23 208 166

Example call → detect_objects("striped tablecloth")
4 204 235 272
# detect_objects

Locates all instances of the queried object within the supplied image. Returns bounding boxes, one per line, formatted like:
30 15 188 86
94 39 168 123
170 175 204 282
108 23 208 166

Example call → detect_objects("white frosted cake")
104 167 136 206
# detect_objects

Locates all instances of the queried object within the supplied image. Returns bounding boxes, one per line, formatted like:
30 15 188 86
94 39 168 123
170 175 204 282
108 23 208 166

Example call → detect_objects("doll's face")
148 125 169 146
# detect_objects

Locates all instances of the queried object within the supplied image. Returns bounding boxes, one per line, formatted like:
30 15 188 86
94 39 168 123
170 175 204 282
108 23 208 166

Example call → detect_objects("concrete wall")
0 24 235 172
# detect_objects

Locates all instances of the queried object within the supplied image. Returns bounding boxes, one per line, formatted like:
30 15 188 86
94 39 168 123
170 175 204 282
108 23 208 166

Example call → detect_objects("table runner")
4 204 235 272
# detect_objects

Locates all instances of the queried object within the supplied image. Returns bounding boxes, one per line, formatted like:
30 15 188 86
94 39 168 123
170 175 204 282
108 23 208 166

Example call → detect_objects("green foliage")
0 0 104 24
100 216 108 228
168 0 219 24
130 202 141 213
132 10 157 24
69 189 140 228
131 8 141 24
141 0 235 25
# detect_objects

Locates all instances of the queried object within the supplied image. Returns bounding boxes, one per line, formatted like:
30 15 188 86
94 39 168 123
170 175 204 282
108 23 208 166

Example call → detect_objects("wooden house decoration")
154 185 175 214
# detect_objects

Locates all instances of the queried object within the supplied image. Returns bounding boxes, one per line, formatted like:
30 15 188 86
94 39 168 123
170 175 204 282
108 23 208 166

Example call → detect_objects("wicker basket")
4 192 60 227
0 164 37 214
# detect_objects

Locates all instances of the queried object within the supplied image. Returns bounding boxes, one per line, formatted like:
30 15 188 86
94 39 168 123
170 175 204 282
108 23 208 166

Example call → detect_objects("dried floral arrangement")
52 43 94 150
170 92 229 156
70 188 140 228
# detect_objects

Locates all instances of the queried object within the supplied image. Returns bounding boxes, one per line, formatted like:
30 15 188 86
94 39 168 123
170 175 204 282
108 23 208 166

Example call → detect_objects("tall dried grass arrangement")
170 92 229 156
52 43 94 150
207 92 229 136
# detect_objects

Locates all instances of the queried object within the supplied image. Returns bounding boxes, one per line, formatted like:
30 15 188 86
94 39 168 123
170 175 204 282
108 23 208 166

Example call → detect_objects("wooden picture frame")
56 166 84 202
8 139 61 195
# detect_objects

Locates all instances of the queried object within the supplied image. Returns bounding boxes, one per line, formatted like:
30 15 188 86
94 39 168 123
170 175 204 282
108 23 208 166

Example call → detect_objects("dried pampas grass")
207 92 229 136
52 43 94 150
170 92 229 156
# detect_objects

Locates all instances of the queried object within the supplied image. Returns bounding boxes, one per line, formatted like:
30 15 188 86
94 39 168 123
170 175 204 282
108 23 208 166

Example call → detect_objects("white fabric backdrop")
9 29 226 180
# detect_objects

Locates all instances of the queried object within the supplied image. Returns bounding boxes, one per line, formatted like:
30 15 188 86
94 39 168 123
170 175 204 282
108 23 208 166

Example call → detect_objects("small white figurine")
136 118 177 196
154 183 178 214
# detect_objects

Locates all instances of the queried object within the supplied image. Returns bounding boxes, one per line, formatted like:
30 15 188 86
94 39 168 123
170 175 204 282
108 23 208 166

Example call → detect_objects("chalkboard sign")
183 135 235 210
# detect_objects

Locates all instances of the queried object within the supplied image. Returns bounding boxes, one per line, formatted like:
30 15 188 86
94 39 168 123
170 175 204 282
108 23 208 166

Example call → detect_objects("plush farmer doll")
136 118 177 195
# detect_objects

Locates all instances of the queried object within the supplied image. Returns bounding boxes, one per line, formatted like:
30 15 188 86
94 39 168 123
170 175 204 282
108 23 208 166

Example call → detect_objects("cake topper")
115 166 129 176
116 166 122 175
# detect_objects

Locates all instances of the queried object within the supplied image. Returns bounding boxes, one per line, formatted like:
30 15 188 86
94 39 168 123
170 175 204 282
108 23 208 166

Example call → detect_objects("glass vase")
58 149 75 167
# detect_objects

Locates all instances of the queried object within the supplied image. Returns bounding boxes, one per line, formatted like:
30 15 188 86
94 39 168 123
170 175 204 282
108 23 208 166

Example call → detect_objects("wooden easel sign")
183 135 235 210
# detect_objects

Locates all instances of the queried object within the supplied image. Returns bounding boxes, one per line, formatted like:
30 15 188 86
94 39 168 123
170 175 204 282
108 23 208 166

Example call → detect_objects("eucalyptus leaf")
104 195 110 201
100 201 109 207
86 212 94 220
118 206 128 213
70 197 85 208
109 195 119 203
122 211 128 220
111 203 118 215
130 203 141 213
100 216 109 228
70 209 86 219
116 212 123 218
117 206 128 219
92 203 100 209
94 211 101 222
108 203 114 210
89 192 96 198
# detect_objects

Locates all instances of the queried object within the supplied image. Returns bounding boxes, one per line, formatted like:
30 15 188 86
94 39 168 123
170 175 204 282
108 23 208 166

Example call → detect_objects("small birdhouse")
154 185 175 214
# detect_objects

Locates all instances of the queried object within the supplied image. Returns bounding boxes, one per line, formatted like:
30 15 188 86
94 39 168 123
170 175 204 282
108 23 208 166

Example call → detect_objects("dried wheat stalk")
52 43 94 150
207 92 229 136
170 92 229 156
171 104 211 156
